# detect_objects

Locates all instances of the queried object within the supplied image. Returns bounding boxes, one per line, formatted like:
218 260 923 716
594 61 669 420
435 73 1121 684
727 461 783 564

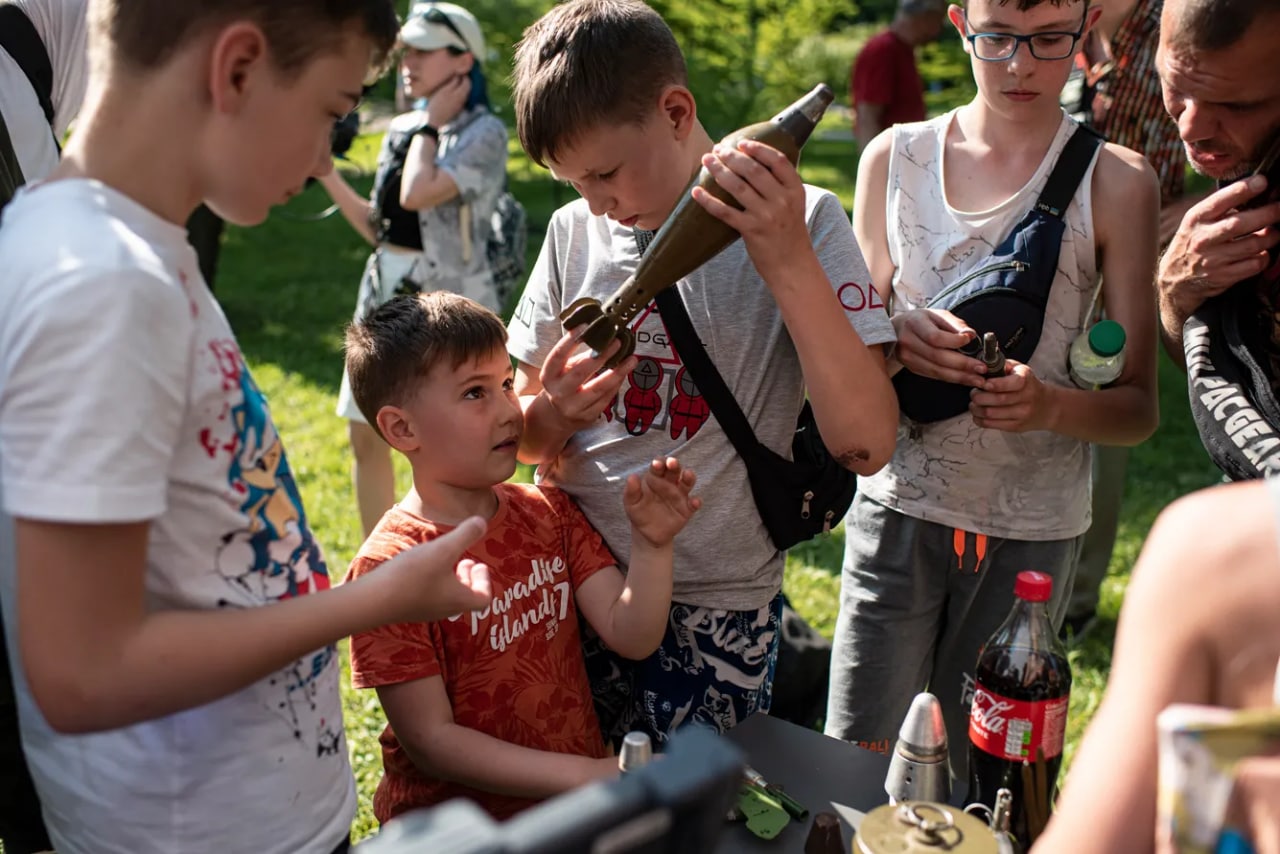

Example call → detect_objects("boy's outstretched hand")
378 516 493 623
624 457 701 548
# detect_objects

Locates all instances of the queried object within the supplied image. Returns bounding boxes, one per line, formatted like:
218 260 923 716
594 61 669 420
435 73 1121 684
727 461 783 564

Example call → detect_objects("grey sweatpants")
1067 443 1129 619
824 493 1082 781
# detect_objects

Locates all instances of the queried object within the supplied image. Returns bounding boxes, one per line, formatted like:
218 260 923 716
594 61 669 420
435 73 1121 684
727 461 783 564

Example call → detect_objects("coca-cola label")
968 682 1069 761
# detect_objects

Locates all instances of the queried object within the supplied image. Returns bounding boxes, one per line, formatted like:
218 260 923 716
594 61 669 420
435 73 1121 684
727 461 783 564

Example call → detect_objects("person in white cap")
318 2 510 537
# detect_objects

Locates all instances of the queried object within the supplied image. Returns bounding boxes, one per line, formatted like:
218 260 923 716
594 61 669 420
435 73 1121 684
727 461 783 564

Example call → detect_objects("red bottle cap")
1014 571 1053 602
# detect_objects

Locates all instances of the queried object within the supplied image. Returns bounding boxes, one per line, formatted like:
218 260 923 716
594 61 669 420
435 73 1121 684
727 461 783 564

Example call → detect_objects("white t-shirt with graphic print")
0 179 354 854
507 187 896 611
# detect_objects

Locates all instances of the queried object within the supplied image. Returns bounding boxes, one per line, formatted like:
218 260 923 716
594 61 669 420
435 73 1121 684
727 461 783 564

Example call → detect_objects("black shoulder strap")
654 288 762 458
635 229 764 463
1035 124 1103 219
0 4 55 130
0 112 25 210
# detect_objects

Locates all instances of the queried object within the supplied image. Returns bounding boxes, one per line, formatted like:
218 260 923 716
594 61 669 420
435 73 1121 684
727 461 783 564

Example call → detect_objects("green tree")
390 0 866 133
387 1 972 138
652 0 862 134
451 0 547 112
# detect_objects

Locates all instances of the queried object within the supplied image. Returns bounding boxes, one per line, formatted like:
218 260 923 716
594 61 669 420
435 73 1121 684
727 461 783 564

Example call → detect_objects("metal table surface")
717 713 893 852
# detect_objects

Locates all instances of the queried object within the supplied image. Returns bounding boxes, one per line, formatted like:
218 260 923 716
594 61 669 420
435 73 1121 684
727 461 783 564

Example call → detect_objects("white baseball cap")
400 3 485 57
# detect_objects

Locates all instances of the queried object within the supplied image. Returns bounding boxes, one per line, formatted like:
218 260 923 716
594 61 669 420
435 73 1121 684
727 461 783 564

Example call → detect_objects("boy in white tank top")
825 0 1161 781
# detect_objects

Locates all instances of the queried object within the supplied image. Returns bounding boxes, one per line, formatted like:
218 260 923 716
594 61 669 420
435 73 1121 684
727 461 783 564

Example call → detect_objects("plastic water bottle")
1068 320 1126 389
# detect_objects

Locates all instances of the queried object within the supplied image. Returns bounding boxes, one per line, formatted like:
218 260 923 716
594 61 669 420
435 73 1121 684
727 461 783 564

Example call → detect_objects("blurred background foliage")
197 0 1221 839
375 0 975 139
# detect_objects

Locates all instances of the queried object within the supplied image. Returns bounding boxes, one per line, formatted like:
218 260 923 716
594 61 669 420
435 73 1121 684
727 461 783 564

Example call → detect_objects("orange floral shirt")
345 483 617 822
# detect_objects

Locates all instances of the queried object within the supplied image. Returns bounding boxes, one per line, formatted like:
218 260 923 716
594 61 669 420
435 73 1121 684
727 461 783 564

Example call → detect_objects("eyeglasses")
962 11 1086 62
416 6 470 53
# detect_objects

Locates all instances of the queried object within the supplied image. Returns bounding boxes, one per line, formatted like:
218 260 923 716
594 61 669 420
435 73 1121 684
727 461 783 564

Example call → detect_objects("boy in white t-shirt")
0 3 90 848
0 2 498 852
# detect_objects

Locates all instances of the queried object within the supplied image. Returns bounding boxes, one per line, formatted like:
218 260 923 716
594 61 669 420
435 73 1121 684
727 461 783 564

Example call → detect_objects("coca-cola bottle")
967 571 1071 851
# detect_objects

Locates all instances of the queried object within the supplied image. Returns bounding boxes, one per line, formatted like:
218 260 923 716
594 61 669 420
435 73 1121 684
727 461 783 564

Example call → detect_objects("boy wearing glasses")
825 0 1160 778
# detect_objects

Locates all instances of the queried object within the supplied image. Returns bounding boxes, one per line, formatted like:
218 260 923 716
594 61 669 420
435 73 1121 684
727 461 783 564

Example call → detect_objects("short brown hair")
1166 0 1280 53
512 0 687 167
964 0 1075 9
89 0 399 78
345 292 508 435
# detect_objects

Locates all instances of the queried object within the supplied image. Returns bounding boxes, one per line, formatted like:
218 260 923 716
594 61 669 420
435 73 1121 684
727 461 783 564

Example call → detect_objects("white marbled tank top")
858 109 1100 540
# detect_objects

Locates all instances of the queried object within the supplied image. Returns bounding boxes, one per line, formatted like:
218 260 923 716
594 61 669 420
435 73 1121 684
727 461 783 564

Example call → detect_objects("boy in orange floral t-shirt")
341 292 700 823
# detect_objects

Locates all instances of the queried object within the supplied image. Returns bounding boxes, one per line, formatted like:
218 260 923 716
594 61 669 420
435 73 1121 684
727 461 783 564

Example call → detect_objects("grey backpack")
486 184 527 311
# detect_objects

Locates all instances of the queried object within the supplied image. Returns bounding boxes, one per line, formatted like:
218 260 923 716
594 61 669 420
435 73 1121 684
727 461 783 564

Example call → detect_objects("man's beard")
1218 160 1255 182
1198 125 1280 183
1184 141 1254 182
1182 120 1280 181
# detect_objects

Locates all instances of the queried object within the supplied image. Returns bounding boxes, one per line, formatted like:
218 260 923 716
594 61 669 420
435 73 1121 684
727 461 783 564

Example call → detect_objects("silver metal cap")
618 731 653 773
897 691 948 759
884 692 951 804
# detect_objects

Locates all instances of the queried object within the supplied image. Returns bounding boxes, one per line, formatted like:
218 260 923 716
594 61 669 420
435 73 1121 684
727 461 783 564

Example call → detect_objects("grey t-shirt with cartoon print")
507 188 896 611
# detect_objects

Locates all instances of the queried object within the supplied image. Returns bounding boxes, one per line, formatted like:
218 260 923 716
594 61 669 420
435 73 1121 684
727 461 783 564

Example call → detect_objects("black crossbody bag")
638 226 856 550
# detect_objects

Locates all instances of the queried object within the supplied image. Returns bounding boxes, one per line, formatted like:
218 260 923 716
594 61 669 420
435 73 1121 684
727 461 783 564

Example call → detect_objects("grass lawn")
213 128 1222 841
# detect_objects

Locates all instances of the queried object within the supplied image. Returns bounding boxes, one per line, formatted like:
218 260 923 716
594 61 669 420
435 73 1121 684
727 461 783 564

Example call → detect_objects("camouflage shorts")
582 594 783 748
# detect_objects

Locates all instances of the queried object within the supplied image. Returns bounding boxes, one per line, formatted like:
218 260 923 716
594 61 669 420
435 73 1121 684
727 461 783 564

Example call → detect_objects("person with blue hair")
319 2 510 537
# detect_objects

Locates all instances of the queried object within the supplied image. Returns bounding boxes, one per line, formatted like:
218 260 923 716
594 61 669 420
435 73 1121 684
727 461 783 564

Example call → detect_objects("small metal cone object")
618 731 652 774
804 811 844 854
884 692 952 805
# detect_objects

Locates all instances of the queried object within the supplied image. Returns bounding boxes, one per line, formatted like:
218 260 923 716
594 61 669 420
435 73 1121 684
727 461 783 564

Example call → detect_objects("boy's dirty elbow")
837 442 892 477
836 412 898 475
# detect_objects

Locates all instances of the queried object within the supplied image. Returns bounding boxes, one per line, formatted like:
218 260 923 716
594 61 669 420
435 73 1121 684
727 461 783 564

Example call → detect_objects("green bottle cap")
1088 320 1126 358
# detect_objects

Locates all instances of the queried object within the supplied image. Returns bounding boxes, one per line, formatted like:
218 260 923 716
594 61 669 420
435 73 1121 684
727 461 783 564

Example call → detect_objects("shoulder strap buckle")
1035 124 1104 220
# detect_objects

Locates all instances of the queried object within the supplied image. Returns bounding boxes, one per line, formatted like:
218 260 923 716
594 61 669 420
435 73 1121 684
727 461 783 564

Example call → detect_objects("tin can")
618 731 652 774
855 802 1001 854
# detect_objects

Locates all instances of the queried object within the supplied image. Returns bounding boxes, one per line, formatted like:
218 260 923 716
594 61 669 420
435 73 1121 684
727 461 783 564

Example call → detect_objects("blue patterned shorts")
583 594 784 747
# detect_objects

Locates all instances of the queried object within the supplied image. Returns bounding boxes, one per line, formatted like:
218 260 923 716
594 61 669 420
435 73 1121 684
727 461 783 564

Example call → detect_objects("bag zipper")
927 260 1029 307
801 490 814 520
